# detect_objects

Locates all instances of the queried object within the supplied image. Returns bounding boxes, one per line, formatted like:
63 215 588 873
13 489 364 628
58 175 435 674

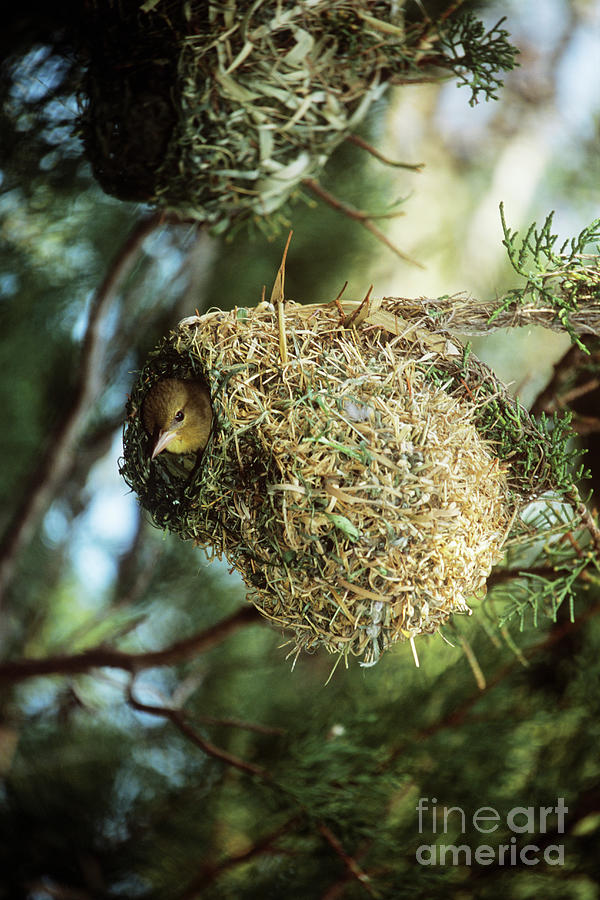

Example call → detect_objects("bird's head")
142 378 212 459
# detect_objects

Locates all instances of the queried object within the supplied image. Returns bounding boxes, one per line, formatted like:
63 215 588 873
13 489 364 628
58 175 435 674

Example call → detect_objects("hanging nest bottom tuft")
120 297 534 665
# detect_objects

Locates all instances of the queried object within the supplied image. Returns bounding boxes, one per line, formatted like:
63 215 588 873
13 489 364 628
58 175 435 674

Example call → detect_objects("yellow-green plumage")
142 378 212 458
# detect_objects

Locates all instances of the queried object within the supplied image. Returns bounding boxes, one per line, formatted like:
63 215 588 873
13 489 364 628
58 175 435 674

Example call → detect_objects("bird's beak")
151 428 177 459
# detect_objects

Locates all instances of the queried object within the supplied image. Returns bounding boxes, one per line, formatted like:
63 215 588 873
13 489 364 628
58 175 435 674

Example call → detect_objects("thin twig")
194 715 285 736
486 566 559 589
567 488 600 556
529 344 583 416
346 133 424 171
302 178 423 268
0 605 261 684
127 681 269 779
318 823 380 899
456 633 486 690
560 377 600 407
573 414 600 435
0 212 164 605
178 815 302 899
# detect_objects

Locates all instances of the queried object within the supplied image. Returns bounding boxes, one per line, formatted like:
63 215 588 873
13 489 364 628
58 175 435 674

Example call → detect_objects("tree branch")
127 680 269 779
346 133 424 171
318 823 380 899
178 815 301 899
530 342 590 416
384 293 600 336
0 212 164 605
0 605 261 684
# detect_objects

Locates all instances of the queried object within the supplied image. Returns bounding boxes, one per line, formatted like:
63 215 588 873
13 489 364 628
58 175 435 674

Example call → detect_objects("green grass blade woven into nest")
121 296 567 666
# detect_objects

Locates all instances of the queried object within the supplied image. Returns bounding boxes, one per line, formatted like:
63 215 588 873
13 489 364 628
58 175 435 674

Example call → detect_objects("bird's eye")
174 410 185 423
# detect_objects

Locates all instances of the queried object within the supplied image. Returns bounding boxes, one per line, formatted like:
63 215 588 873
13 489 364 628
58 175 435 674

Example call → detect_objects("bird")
142 378 213 460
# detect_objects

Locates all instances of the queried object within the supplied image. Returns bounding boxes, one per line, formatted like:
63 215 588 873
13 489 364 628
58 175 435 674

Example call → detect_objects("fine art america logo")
415 797 567 866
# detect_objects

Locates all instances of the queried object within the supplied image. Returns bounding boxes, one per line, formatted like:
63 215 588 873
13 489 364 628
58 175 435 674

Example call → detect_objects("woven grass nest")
122 291 562 666
80 0 420 225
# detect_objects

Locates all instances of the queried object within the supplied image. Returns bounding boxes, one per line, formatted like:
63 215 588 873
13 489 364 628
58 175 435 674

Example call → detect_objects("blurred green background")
1 1 600 898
